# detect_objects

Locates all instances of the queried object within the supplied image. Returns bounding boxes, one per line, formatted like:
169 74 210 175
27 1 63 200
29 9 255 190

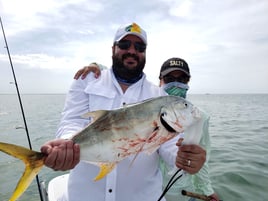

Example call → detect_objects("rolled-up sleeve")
192 113 214 196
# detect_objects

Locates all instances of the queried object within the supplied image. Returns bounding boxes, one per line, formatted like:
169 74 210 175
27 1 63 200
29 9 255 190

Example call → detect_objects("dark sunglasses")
116 40 146 53
163 75 189 84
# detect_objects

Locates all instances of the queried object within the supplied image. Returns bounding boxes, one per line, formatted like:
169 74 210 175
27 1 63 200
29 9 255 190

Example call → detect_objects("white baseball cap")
114 22 147 45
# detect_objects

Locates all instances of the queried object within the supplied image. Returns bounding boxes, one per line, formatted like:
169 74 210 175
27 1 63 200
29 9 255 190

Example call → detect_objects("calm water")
0 94 268 201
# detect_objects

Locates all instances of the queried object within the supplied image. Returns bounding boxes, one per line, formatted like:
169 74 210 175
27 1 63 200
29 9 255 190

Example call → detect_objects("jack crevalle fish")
0 95 203 201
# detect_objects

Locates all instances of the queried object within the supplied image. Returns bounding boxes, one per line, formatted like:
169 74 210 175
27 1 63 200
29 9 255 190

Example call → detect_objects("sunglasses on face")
116 40 146 53
163 75 189 84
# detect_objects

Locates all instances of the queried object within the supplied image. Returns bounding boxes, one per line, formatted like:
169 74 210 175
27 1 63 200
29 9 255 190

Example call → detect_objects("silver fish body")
71 95 202 179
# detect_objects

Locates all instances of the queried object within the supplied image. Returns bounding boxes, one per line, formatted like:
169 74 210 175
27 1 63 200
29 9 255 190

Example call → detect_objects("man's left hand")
175 140 206 174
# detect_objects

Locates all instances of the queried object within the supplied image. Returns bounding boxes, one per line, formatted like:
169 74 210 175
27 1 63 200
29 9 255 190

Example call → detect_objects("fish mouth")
160 114 177 133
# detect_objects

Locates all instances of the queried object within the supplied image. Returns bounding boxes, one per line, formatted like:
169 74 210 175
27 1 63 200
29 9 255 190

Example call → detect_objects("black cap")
159 57 190 79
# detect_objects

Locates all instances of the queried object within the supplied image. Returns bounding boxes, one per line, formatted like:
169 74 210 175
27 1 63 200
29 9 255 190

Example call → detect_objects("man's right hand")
74 63 101 80
40 139 80 171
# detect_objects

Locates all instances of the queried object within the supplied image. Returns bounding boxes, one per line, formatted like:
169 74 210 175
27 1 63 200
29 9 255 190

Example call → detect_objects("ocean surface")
0 94 267 201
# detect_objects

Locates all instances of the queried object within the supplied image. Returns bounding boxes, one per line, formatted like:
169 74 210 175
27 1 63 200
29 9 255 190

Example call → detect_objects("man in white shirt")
41 22 206 201
73 58 219 201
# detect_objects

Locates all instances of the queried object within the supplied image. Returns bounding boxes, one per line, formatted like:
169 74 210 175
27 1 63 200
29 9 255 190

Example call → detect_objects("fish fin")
129 151 140 168
128 130 158 168
143 146 160 155
128 145 159 171
0 142 45 201
94 162 116 181
81 110 108 121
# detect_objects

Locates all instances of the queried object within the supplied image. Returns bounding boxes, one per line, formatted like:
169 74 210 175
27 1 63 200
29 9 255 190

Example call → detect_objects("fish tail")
0 142 45 201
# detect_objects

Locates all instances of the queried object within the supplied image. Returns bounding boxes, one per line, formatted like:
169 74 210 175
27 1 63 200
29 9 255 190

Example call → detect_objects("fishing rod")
182 190 223 201
0 16 45 201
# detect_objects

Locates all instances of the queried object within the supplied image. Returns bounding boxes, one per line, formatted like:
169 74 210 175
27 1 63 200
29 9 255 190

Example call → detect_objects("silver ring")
187 159 191 167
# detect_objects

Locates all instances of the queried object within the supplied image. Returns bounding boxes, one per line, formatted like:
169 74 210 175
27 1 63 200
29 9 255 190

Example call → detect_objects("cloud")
168 0 193 17
0 0 267 94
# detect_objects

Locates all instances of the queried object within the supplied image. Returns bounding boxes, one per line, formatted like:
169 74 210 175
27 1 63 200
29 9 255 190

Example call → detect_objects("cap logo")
125 23 142 34
170 60 184 67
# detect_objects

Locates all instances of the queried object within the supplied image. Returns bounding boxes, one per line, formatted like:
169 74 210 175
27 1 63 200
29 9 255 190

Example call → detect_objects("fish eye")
161 112 167 117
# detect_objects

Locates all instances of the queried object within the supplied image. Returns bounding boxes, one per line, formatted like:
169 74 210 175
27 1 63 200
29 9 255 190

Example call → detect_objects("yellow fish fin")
81 110 109 122
0 142 45 201
94 162 116 181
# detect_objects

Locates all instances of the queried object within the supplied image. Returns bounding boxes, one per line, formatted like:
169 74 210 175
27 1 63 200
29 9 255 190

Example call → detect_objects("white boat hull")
46 174 69 201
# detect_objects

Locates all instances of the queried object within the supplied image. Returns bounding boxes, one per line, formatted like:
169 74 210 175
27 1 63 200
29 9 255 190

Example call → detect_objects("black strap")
157 168 183 201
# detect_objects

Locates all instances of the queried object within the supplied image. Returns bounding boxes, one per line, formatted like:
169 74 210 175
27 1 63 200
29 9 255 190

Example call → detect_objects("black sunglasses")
116 40 146 53
163 75 189 84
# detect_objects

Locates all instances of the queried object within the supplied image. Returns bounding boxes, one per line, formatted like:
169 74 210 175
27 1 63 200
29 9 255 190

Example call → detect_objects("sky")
0 0 267 94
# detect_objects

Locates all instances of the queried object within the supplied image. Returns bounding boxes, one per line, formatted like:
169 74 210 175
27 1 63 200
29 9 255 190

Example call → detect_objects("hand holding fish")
41 139 80 171
175 139 206 174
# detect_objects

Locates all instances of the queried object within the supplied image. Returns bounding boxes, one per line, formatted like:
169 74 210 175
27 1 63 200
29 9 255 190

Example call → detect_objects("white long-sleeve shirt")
56 69 178 201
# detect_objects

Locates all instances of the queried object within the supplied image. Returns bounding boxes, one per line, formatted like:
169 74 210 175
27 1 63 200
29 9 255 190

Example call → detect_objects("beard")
112 53 146 81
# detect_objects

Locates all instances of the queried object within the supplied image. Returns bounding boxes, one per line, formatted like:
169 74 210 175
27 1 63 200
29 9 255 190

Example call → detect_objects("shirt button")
108 189 112 193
